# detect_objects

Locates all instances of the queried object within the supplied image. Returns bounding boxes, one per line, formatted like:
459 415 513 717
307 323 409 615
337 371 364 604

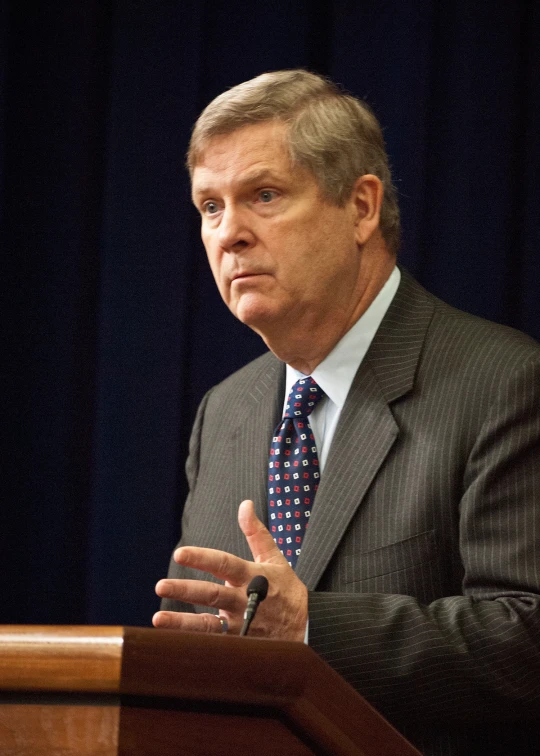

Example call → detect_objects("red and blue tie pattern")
268 378 325 569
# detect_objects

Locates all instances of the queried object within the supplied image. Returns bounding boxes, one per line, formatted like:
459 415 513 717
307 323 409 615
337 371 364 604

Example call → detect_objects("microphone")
239 575 269 637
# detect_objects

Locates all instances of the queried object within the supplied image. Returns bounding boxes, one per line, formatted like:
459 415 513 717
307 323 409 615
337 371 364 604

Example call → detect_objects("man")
154 70 540 754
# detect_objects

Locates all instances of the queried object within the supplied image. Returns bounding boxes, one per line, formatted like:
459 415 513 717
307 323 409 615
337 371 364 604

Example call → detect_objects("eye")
258 190 277 204
202 200 219 215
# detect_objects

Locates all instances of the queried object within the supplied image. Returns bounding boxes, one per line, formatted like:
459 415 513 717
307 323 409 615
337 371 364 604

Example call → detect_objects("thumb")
238 500 287 565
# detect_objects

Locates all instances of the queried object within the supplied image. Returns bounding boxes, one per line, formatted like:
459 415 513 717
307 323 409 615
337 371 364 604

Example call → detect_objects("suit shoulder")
207 351 282 402
427 295 540 372
377 270 540 400
398 269 539 360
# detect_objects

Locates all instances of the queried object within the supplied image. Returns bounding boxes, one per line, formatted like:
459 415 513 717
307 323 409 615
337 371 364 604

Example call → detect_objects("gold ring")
218 616 229 634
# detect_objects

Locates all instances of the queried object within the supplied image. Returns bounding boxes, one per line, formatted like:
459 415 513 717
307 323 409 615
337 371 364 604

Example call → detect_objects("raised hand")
153 499 308 641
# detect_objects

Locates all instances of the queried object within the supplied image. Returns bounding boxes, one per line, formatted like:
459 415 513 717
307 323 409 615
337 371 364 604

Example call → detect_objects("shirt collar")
285 266 401 409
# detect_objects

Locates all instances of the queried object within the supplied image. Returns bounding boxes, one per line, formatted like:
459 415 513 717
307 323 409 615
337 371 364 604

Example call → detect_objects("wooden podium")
0 625 420 755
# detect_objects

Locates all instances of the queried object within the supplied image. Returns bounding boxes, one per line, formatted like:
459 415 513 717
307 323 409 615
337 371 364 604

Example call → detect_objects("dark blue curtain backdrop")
2 1 539 626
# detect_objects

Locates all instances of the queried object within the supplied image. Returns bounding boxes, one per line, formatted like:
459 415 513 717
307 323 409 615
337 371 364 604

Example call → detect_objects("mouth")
231 271 267 282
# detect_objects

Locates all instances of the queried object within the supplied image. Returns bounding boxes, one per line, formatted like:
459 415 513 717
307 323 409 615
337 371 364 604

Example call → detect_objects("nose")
217 204 255 252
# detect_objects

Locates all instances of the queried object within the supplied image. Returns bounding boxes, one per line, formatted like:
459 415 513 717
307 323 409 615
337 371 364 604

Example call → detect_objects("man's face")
191 121 362 340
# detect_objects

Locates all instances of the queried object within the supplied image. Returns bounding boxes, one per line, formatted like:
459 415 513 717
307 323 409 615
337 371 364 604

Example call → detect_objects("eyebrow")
192 169 282 200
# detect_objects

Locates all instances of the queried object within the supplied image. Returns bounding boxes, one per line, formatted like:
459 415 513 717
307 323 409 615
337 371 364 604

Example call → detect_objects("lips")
231 271 265 281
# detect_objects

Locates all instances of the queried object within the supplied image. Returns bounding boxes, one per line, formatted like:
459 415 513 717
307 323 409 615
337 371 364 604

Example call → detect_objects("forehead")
191 121 297 197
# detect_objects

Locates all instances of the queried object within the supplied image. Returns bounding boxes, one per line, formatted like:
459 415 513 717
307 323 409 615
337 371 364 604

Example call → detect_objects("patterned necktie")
268 377 325 569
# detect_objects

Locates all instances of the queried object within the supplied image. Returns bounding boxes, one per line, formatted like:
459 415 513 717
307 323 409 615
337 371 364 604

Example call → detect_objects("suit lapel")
296 270 436 588
230 354 284 534
296 362 398 587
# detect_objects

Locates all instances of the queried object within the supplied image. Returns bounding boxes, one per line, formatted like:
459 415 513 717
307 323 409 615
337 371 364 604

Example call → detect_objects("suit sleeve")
308 357 540 724
160 388 213 614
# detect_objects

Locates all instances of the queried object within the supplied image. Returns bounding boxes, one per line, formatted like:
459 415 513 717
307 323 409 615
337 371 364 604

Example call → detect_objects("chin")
232 295 281 332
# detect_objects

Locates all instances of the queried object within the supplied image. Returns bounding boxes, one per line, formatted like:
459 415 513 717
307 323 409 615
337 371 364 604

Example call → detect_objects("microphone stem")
239 616 252 637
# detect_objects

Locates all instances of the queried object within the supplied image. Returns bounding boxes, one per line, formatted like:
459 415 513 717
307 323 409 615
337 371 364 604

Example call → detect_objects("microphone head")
246 575 269 601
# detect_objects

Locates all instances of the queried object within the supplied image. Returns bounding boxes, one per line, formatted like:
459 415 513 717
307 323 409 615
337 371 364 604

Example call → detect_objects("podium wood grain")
0 626 420 755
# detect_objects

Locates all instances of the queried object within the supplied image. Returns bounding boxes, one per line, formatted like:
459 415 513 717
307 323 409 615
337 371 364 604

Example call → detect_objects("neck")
263 249 396 375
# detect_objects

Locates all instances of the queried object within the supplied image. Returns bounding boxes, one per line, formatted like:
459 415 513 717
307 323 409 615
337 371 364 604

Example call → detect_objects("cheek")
203 246 233 306
202 237 221 277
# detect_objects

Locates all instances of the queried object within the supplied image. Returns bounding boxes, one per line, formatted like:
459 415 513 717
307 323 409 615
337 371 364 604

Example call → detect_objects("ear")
350 174 384 245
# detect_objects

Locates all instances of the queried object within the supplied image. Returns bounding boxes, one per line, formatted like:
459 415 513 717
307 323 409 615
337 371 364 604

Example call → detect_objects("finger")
173 546 251 587
238 499 287 565
155 578 242 612
152 610 223 633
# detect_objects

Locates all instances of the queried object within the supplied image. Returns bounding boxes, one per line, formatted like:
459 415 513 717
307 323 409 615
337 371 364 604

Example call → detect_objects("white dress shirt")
283 266 401 470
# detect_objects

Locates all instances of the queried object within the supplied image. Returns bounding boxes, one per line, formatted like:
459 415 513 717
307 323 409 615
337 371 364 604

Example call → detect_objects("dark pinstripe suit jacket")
164 271 540 755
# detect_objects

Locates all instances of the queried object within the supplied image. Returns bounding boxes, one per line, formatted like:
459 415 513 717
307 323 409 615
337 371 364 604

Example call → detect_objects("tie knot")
284 378 325 419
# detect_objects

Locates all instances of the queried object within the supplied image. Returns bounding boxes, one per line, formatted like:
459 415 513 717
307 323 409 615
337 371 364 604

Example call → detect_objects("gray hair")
187 69 400 254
